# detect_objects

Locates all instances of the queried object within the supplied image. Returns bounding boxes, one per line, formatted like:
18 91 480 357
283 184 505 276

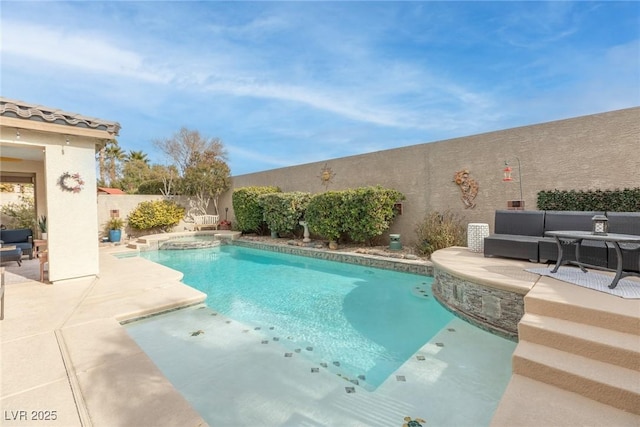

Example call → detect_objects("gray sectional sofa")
0 228 34 260
484 210 640 272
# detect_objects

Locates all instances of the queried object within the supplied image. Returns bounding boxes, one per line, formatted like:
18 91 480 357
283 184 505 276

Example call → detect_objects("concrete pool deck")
1 241 639 426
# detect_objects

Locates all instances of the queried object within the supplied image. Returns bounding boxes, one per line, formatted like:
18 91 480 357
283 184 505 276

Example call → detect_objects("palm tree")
105 145 126 186
97 139 120 185
127 150 150 165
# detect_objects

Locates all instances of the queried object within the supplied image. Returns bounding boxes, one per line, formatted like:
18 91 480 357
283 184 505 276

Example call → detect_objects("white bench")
193 214 219 231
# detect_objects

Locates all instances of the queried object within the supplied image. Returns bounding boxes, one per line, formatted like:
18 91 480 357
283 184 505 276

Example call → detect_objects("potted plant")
218 219 232 230
37 215 47 240
107 218 125 243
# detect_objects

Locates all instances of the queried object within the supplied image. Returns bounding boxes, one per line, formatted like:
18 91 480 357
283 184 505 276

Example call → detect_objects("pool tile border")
232 239 434 276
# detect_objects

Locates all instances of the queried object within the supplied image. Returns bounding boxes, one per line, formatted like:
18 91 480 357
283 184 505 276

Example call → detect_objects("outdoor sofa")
484 210 640 272
0 228 34 260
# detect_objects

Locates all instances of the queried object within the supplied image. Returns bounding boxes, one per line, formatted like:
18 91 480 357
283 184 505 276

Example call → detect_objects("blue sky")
2 1 639 175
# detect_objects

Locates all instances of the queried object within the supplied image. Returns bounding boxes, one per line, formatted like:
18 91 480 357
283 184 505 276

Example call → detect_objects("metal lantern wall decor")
502 165 513 181
592 214 609 235
502 157 524 210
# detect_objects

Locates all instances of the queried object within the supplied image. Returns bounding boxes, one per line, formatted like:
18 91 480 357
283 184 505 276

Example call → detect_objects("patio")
1 243 639 426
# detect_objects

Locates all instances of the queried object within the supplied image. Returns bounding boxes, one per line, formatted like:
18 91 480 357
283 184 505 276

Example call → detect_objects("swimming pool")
132 245 451 389
125 243 516 425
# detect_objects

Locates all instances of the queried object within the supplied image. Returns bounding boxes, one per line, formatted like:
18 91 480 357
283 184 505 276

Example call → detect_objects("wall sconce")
502 157 523 209
592 215 608 235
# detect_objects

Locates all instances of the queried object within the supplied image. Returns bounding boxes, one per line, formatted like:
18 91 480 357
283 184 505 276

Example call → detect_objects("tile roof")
97 187 126 195
0 97 121 135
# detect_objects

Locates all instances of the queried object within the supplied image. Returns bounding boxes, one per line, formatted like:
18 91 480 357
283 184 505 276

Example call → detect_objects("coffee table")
545 230 640 289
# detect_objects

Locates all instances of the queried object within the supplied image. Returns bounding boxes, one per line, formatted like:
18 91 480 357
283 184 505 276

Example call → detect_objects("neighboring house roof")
0 97 121 135
98 187 126 195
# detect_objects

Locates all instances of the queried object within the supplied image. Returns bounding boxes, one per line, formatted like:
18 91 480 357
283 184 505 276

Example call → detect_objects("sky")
1 1 639 176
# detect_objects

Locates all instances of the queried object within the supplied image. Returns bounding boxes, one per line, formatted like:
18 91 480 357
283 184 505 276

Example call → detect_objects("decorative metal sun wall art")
453 169 479 209
318 163 336 189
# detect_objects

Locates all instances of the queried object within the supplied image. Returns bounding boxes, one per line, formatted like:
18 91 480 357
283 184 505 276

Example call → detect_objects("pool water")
133 245 452 389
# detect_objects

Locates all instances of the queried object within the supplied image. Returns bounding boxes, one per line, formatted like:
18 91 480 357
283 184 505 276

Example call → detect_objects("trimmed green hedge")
305 191 345 242
127 200 185 231
306 186 404 244
258 191 311 234
537 188 640 212
232 186 280 233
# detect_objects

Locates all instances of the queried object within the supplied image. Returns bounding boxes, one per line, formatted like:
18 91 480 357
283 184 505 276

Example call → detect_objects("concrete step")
518 313 640 371
513 340 640 414
491 374 640 427
524 276 640 335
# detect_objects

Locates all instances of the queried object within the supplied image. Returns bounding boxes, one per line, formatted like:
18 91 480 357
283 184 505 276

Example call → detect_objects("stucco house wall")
44 136 101 281
219 107 639 245
1 98 120 283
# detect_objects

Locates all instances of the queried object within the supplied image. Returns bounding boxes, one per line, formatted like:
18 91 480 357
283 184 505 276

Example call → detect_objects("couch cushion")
484 234 543 262
606 212 640 236
543 211 605 233
606 212 640 272
0 228 33 244
493 210 545 236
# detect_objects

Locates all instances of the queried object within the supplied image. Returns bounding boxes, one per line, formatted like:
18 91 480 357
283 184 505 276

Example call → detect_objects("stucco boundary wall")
97 194 195 240
220 107 640 247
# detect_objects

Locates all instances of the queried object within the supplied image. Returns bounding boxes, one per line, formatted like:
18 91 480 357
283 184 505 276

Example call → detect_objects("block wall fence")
219 107 639 246
97 108 639 247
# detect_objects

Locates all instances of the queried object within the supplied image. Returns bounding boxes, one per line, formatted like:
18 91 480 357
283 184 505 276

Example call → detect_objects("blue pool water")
135 245 453 389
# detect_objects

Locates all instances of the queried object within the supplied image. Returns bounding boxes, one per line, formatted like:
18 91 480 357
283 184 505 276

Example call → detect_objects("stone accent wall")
432 268 524 341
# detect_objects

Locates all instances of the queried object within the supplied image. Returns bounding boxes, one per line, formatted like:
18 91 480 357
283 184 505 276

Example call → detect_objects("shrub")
232 186 280 233
127 200 185 232
414 210 467 257
342 186 404 244
305 191 345 242
1 195 35 230
258 192 311 234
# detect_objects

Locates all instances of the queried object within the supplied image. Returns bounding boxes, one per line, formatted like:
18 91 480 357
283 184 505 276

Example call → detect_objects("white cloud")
1 21 172 83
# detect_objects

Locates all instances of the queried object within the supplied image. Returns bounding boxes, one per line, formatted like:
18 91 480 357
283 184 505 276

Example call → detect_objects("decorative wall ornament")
453 169 479 209
318 163 336 189
58 172 85 193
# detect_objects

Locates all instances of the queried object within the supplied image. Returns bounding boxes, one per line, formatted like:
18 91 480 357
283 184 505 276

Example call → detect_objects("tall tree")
153 127 226 175
181 150 231 215
96 138 119 185
104 145 126 187
127 150 150 164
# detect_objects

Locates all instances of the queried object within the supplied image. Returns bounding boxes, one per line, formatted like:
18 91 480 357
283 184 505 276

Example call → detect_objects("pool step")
512 340 640 414
491 374 640 426
518 313 640 371
523 276 640 335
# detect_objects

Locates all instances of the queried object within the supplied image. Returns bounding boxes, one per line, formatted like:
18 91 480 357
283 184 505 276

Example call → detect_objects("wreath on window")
58 172 84 193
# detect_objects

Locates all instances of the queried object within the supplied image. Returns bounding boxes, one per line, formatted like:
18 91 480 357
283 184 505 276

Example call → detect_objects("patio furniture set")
484 210 640 288
0 228 34 266
0 229 49 282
